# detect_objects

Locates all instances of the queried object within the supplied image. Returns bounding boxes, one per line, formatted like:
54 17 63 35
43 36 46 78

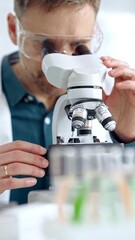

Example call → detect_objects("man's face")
11 3 96 97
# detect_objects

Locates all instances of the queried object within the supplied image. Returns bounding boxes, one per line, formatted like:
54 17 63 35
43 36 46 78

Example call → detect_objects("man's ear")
7 13 17 45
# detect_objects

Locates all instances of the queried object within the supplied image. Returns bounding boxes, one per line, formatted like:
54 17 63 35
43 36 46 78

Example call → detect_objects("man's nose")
57 44 73 55
60 50 68 54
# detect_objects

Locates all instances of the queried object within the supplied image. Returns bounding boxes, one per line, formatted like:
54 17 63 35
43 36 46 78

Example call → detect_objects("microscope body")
42 52 116 145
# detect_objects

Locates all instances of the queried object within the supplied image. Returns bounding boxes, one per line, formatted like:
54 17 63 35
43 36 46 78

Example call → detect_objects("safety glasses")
16 18 103 62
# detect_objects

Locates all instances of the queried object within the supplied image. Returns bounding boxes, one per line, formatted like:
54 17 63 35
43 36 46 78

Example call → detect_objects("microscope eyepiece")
73 45 91 55
42 40 57 57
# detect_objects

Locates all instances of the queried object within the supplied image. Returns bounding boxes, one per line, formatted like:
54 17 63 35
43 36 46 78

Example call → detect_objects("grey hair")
14 0 101 19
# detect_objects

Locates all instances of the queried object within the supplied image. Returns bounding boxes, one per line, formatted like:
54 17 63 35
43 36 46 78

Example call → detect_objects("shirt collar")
2 52 27 107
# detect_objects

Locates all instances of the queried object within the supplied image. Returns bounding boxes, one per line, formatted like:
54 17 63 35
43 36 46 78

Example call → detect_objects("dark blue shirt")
2 52 53 204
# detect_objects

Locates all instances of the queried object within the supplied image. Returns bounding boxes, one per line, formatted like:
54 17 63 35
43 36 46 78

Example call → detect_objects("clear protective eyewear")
16 18 103 62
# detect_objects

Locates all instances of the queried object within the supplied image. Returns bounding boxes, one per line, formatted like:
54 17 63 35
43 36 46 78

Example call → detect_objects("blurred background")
0 0 135 67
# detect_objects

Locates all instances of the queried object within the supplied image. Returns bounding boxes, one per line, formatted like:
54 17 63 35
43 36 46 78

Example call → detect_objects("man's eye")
71 41 90 48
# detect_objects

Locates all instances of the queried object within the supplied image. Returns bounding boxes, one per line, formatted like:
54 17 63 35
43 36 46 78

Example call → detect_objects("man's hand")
101 56 135 142
0 141 48 193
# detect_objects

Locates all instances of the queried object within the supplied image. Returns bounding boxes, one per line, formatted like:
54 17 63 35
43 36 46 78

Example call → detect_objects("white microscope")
28 47 125 204
42 45 116 145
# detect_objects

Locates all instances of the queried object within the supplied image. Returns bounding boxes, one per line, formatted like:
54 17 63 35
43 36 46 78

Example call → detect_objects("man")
1 0 135 204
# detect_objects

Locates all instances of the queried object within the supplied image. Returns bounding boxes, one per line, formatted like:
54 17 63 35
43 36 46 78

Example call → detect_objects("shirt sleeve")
110 131 135 147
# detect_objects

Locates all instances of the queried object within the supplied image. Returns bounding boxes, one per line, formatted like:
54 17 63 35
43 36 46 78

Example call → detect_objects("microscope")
42 45 116 145
40 45 124 203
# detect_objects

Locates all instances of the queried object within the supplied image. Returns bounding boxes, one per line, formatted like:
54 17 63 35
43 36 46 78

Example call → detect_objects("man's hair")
14 0 101 19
